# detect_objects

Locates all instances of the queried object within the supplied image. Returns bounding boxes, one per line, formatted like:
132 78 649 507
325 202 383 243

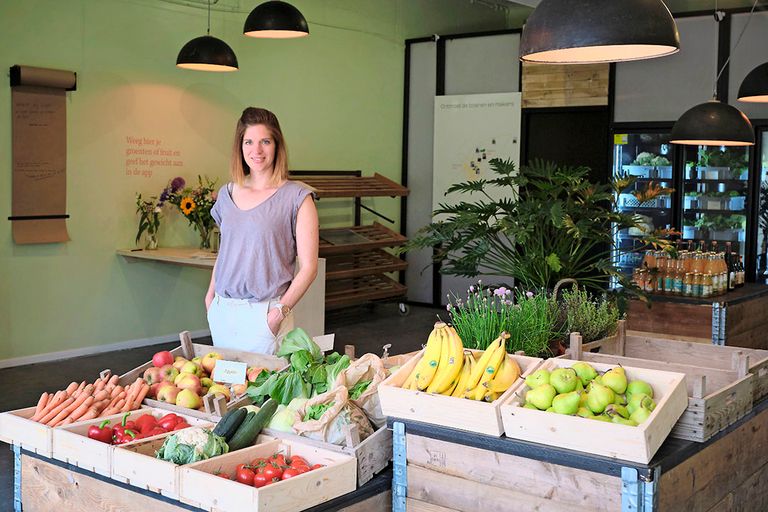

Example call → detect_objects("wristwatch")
274 303 292 319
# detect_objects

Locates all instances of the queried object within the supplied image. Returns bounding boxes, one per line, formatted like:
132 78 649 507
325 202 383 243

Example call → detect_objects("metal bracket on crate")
392 421 407 512
621 466 658 512
13 444 22 512
711 303 726 346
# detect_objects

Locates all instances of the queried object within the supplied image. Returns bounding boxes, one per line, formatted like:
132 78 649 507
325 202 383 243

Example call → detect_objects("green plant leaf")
546 253 562 272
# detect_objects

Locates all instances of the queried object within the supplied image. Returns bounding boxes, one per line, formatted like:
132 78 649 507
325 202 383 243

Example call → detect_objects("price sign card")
212 360 247 385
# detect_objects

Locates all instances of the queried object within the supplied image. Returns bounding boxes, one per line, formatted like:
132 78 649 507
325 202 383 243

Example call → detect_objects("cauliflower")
156 427 228 465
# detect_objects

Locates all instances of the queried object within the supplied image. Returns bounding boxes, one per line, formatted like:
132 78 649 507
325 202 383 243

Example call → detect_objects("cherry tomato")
270 454 287 466
289 456 308 467
281 468 299 480
235 467 255 486
263 464 283 480
253 472 270 488
311 464 325 470
293 465 309 475
214 472 231 480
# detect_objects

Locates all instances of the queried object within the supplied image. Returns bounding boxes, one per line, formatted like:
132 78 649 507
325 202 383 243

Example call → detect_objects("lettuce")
325 354 351 391
277 328 322 362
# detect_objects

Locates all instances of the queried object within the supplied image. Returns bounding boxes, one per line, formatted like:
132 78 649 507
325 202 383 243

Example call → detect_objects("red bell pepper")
87 420 113 444
134 413 158 434
157 413 180 431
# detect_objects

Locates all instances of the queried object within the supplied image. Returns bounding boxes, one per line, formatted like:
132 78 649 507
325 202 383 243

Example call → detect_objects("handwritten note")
212 360 247 385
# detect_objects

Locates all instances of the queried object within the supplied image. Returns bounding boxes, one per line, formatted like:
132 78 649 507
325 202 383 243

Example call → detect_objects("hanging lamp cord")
712 0 760 98
207 0 211 35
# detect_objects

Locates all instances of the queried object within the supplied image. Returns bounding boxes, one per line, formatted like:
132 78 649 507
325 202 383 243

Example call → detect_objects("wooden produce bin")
378 349 543 436
262 424 391 487
572 325 758 442
178 437 357 512
626 283 768 349
499 358 688 463
585 320 768 402
51 407 212 477
0 406 54 457
113 330 287 420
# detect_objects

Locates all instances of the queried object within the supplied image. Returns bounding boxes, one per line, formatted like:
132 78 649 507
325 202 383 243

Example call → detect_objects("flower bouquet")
135 194 162 250
164 175 218 250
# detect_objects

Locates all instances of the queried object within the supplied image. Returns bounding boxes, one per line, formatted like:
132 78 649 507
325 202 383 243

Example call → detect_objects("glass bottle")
693 273 703 298
702 274 713 298
674 259 685 295
664 257 676 294
683 273 694 297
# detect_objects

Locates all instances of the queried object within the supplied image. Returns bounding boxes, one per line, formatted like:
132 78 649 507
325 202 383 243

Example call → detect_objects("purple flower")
159 190 169 202
469 286 475 293
526 291 534 298
494 287 509 297
446 304 452 311
170 177 185 192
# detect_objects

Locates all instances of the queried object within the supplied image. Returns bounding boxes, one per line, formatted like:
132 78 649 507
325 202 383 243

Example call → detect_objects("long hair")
229 107 289 186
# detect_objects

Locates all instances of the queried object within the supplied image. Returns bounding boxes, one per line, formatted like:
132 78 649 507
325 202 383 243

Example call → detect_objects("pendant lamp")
519 0 680 64
177 0 238 72
738 63 768 103
243 1 309 39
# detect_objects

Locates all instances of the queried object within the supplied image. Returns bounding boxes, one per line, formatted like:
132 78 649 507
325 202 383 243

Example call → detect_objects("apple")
176 373 202 395
247 367 264 383
201 352 222 374
174 372 193 385
232 383 247 396
143 367 164 385
160 364 179 383
173 357 189 371
206 384 231 401
192 356 202 365
152 350 174 368
175 389 202 409
148 382 164 399
181 361 203 377
156 383 181 403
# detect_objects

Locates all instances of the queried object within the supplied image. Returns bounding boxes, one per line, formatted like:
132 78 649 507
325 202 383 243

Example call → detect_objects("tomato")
252 473 270 488
281 468 299 480
251 457 267 468
293 465 309 475
263 464 283 480
214 472 231 480
235 467 255 486
311 464 325 470
289 456 308 467
270 454 287 466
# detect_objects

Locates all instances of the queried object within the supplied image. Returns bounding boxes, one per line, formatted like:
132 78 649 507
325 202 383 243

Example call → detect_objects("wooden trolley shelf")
319 223 407 256
325 249 408 280
325 275 407 310
293 173 409 198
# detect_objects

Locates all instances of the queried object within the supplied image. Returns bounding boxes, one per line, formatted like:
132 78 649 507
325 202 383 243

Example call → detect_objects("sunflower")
180 197 196 215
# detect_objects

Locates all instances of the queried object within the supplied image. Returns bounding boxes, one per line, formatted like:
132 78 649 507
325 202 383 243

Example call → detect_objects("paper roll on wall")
10 65 77 90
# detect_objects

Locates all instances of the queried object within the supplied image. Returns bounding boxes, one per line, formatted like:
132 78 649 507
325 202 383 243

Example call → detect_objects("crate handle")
568 332 583 360
693 375 707 399
178 331 194 359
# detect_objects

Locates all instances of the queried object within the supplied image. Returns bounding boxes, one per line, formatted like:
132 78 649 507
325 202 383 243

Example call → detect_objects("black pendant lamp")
670 99 754 146
520 0 680 64
177 0 238 72
738 63 768 103
243 1 309 39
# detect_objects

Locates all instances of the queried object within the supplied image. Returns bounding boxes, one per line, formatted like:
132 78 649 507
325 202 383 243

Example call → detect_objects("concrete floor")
0 302 441 508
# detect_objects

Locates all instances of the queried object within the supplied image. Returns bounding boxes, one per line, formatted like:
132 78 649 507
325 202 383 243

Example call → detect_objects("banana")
429 325 464 393
484 354 521 393
427 330 451 393
442 376 459 396
469 337 507 400
452 353 474 398
416 322 445 390
484 390 500 402
465 336 502 391
402 363 419 390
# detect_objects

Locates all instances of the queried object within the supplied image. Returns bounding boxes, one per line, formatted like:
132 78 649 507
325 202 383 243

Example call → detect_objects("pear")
552 391 581 415
526 383 557 410
550 368 579 394
574 379 584 392
626 380 654 400
523 403 539 410
579 391 589 407
602 368 628 395
593 375 604 385
589 414 612 422
525 369 551 389
604 403 629 419
576 406 594 418
572 362 598 386
586 382 615 414
629 404 653 424
614 394 627 406
546 407 555 412
627 394 656 416
611 416 638 427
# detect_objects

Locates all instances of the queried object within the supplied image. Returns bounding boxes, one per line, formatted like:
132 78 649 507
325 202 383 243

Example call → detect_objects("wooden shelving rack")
292 171 409 310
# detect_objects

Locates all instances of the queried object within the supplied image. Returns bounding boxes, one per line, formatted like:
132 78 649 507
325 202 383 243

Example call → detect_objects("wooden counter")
117 247 326 339
626 283 768 349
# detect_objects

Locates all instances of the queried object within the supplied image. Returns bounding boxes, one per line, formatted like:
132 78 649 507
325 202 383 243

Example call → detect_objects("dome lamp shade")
670 100 754 147
176 35 239 72
244 1 309 39
738 63 768 103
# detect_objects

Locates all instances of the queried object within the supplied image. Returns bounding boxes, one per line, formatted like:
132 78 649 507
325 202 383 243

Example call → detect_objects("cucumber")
227 399 278 451
212 408 247 442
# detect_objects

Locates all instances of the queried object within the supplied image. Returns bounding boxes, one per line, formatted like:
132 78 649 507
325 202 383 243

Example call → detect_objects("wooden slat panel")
319 223 407 256
325 275 407 309
707 462 768 512
292 173 408 198
325 249 408 280
405 498 459 512
521 62 609 108
725 296 768 339
626 300 713 339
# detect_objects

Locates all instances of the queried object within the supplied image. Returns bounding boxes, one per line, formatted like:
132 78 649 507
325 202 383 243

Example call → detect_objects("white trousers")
207 294 294 355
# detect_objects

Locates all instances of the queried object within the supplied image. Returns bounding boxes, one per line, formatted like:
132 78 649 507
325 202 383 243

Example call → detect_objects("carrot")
34 392 49 417
77 406 101 422
37 397 74 425
108 374 119 387
132 384 150 409
103 399 125 416
31 391 65 421
65 382 79 395
46 389 92 426
61 396 94 424
93 389 109 402
72 381 86 397
110 385 124 398
93 378 106 392
124 381 142 409
106 391 126 411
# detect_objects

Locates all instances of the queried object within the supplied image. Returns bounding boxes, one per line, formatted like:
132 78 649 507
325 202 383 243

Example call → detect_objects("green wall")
0 0 511 361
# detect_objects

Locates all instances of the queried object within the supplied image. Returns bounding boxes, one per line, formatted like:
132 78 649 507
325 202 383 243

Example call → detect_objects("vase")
197 224 212 250
145 231 159 250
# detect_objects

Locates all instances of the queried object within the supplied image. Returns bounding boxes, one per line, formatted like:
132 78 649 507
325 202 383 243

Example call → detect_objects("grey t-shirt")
211 181 313 301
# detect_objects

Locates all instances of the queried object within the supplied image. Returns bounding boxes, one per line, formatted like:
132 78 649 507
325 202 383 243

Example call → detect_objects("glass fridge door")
756 132 768 281
612 132 675 277
682 145 749 258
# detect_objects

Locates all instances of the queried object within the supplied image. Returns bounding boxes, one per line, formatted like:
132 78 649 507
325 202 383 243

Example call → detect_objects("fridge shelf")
684 179 748 185
619 207 671 213
683 209 747 215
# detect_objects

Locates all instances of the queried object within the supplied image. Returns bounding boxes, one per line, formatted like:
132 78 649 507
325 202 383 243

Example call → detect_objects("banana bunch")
402 325 521 402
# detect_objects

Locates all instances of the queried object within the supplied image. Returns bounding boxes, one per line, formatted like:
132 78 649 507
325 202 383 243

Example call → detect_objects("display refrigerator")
612 129 754 280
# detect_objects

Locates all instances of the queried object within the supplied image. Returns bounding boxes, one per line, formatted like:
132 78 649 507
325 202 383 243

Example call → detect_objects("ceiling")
497 0 761 13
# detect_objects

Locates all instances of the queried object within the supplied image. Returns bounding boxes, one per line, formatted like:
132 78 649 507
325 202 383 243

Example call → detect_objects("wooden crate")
499 358 688 464
569 330 754 443
51 407 212 477
378 349 543 436
0 406 53 457
178 437 357 512
112 331 287 421
585 321 768 402
262 424 391 486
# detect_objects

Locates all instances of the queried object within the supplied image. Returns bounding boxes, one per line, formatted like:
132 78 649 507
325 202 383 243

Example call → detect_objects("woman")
206 107 319 354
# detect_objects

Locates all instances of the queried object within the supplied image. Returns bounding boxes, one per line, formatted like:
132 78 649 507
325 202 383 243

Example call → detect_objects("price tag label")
614 134 628 145
212 360 247 385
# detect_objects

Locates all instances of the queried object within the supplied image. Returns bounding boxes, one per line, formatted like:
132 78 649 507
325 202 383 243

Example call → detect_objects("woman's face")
242 124 276 175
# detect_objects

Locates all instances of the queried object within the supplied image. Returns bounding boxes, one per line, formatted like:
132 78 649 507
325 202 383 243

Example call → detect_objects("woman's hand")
205 293 214 312
267 307 284 336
